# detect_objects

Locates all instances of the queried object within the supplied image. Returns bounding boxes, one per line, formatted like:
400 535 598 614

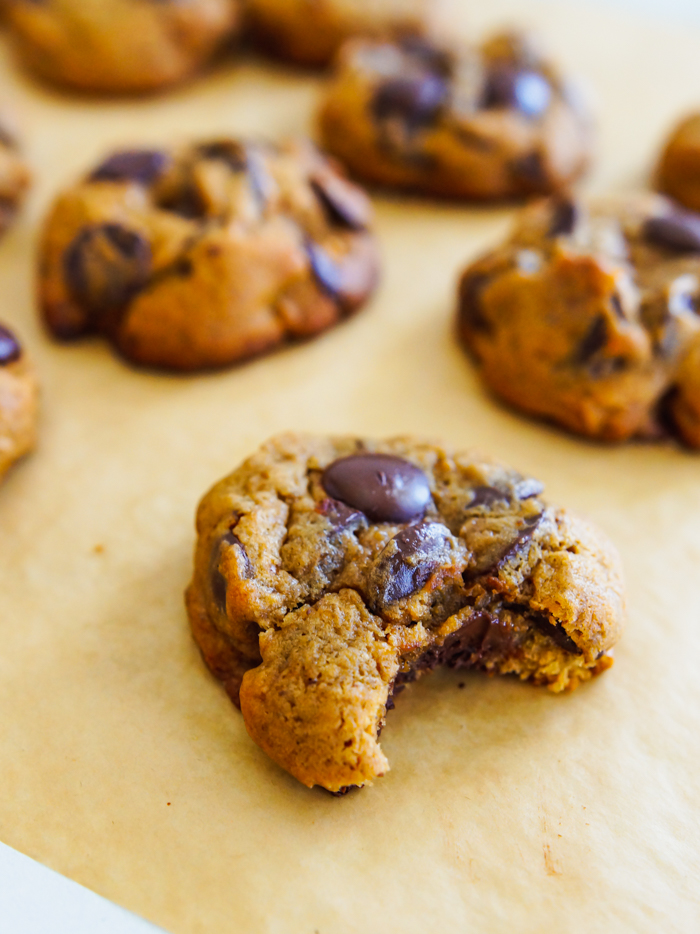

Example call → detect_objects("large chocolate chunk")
372 73 448 129
322 454 431 524
64 223 152 318
316 497 367 533
0 324 21 365
210 529 251 612
643 209 700 253
369 522 454 609
548 197 579 237
91 150 168 185
574 315 608 365
305 237 377 312
482 65 552 118
310 172 370 232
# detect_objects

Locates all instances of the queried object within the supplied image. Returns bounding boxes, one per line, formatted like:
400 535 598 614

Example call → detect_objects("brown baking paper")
1 2 699 931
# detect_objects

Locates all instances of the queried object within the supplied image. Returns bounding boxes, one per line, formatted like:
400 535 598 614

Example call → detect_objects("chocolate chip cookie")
0 114 31 237
246 0 437 68
0 324 38 482
186 433 625 793
657 113 700 214
458 193 700 445
318 31 591 199
40 138 379 370
3 0 241 94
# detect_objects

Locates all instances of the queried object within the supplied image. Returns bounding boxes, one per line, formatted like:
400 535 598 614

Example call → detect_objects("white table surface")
2 0 698 931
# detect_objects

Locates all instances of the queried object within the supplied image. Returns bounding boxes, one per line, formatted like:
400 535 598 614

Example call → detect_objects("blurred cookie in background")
2 0 242 94
457 193 700 446
318 31 592 200
0 323 38 483
246 0 438 69
40 138 380 370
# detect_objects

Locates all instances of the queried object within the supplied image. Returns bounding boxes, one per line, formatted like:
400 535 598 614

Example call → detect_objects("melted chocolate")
322 454 431 524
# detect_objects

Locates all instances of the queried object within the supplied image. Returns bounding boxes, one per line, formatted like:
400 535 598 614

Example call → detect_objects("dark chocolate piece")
322 454 431 524
548 198 579 237
210 528 251 612
305 238 376 312
459 272 492 334
316 497 367 532
0 324 21 365
369 522 454 609
532 615 582 654
495 513 542 571
510 151 547 187
64 223 152 318
574 315 608 365
483 66 552 118
643 209 700 253
372 73 448 129
310 173 369 232
468 486 511 509
90 150 168 185
197 140 247 172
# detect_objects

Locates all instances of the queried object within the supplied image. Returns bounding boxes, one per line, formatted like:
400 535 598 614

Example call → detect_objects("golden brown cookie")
0 324 38 482
3 0 241 94
657 113 700 214
318 32 592 199
458 193 700 445
246 0 437 68
39 138 379 371
186 433 625 793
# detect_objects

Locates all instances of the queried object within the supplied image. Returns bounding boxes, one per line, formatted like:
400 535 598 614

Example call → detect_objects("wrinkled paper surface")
1 2 699 931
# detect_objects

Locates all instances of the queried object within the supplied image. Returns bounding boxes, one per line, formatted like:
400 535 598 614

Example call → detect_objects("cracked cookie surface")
318 31 591 199
458 192 700 445
3 0 241 94
246 0 437 68
40 137 379 370
186 433 625 792
0 324 38 483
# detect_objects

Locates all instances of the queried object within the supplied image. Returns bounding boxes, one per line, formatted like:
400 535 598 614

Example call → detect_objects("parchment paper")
1 2 699 932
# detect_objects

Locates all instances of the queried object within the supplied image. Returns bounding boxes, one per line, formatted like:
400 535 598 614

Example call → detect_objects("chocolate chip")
643 209 700 253
458 272 492 334
305 238 377 312
372 73 448 129
210 529 251 612
322 454 431 524
158 184 206 219
574 315 608 365
548 198 579 237
90 150 168 185
468 486 511 509
483 66 552 118
510 151 547 187
495 513 542 571
196 140 247 171
532 615 582 654
310 173 369 232
64 224 152 318
369 522 454 609
316 497 367 532
0 324 21 365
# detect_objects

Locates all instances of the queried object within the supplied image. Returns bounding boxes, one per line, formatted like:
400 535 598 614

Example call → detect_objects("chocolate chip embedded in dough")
468 486 511 509
483 65 552 118
0 324 21 365
210 529 252 612
532 615 582 654
643 209 700 253
574 315 609 365
90 149 169 185
369 522 454 609
372 73 448 129
316 497 367 532
305 237 377 312
196 140 247 172
64 223 152 318
322 454 431 524
310 172 370 232
548 197 579 237
458 272 492 335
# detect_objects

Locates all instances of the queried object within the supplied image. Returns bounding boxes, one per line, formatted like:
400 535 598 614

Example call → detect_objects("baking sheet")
1 2 699 931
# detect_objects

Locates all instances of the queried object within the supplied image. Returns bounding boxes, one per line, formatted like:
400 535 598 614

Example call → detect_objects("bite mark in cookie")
186 434 625 792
